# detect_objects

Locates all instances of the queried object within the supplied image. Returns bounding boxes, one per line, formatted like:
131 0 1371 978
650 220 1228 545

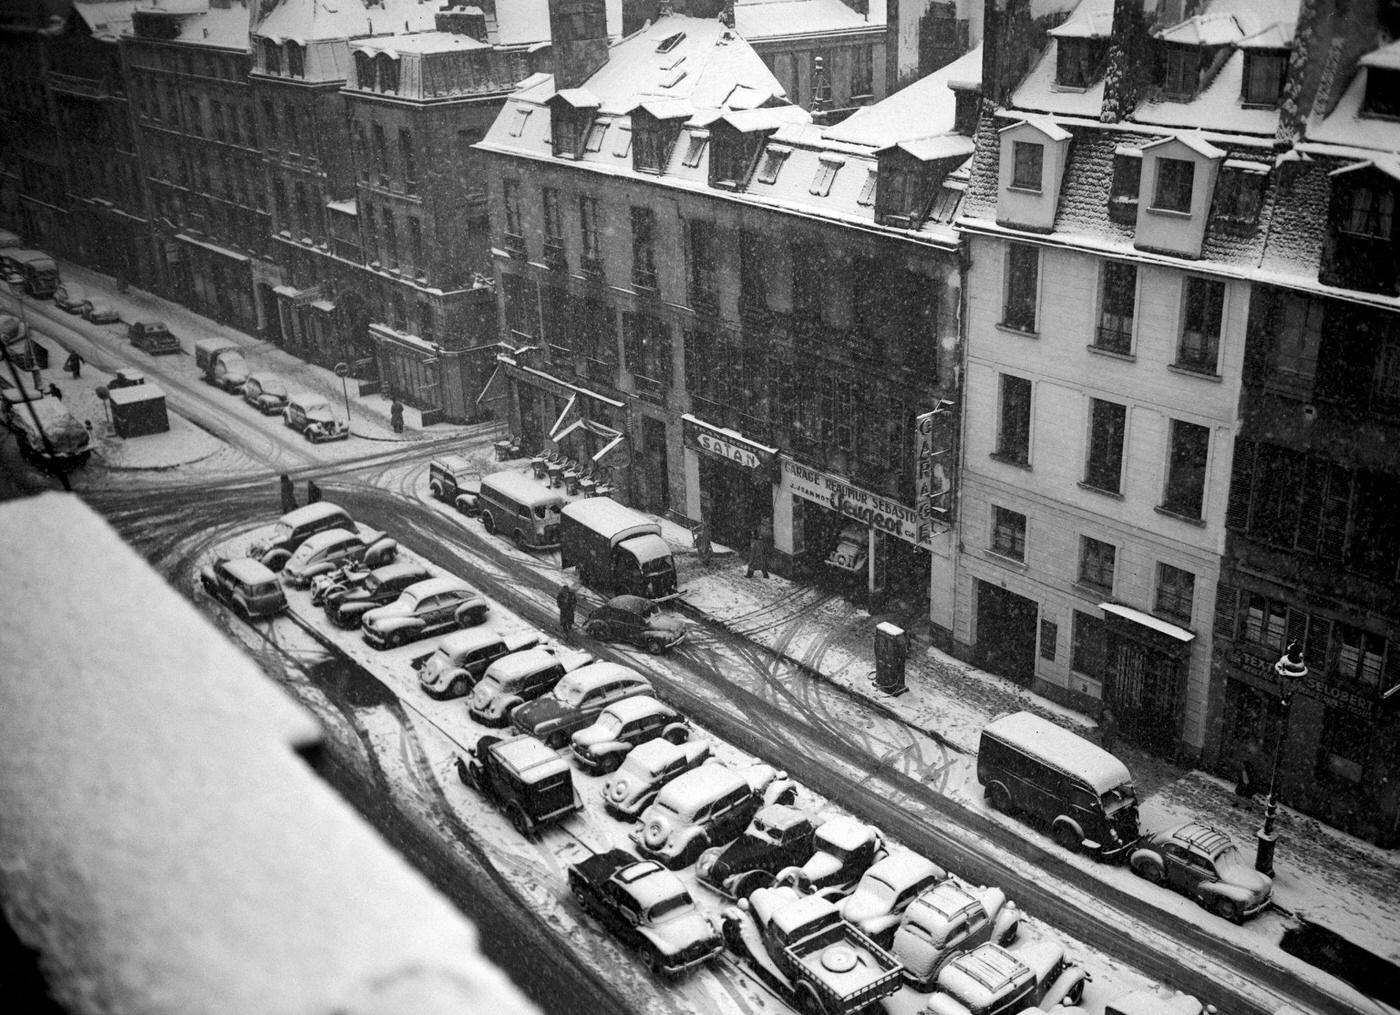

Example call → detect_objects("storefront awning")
272 284 299 299
549 394 578 440
1098 603 1195 643
476 363 506 407
175 232 250 263
593 434 625 463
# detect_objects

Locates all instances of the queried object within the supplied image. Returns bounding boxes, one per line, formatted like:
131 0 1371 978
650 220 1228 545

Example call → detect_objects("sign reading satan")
683 416 774 471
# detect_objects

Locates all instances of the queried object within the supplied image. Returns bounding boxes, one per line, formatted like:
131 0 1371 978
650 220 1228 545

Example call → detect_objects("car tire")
1066 977 1086 1006
986 782 1013 813
455 756 476 788
507 803 533 838
482 512 496 535
1214 896 1242 924
1052 821 1081 854
513 530 529 551
721 916 745 955
449 676 468 700
430 482 444 501
1132 857 1166 886
598 752 622 774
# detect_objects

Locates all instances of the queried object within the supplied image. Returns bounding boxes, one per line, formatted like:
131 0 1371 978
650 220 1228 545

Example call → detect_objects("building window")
354 51 374 89
263 99 279 145
294 182 310 236
502 178 522 241
1084 398 1126 493
1214 169 1264 229
851 46 873 98
1153 157 1195 213
1039 619 1058 661
1242 51 1285 106
1363 67 1400 117
579 195 601 266
408 216 423 275
1161 46 1198 98
262 38 281 75
1339 184 1395 238
1372 332 1400 412
1241 593 1287 652
1056 38 1104 89
400 130 417 193
1155 564 1194 625
739 229 766 309
623 312 672 390
996 374 1032 465
584 119 609 152
375 54 399 94
1071 611 1108 680
381 208 398 267
991 505 1026 561
689 219 717 309
286 42 305 79
1002 243 1039 332
1162 419 1209 519
633 123 666 172
1096 261 1135 353
631 205 658 290
1333 623 1385 688
503 274 539 339
353 121 368 182
1178 276 1225 374
1078 536 1116 593
1011 141 1043 191
810 157 844 197
372 124 388 186
710 135 751 186
542 186 564 263
418 300 435 343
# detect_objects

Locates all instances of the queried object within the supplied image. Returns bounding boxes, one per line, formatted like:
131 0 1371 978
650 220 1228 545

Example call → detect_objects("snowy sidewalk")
670 551 1400 975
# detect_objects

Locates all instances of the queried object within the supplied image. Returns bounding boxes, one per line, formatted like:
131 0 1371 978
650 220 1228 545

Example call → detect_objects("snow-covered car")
200 556 287 619
283 392 349 442
52 281 90 314
774 815 886 896
924 940 1087 1015
324 561 432 627
602 738 712 821
632 762 798 870
429 454 482 515
242 371 289 415
280 527 397 589
361 577 489 649
107 367 145 389
82 298 119 324
583 594 688 654
1103 989 1214 1015
511 661 653 749
468 646 592 726
695 803 819 899
570 695 690 774
891 878 1020 990
250 502 356 572
838 851 948 945
456 733 582 836
417 627 542 700
568 848 723 976
1128 821 1272 923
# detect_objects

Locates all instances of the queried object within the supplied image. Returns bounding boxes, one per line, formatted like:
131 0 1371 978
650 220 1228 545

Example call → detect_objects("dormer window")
1153 158 1194 213
810 157 844 197
876 165 926 225
1213 162 1267 232
552 111 585 157
286 41 305 79
1161 45 1200 99
1340 184 1395 238
353 51 373 89
1011 142 1043 192
1321 163 1400 295
631 107 685 174
1056 38 1106 89
1364 68 1400 118
375 53 399 94
1241 50 1286 107
710 130 758 189
262 39 281 75
1109 148 1141 224
634 123 664 172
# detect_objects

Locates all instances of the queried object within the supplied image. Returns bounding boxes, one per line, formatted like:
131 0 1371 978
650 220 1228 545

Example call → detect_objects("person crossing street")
556 582 577 637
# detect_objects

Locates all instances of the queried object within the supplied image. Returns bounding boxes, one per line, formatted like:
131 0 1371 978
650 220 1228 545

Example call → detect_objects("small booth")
109 382 169 438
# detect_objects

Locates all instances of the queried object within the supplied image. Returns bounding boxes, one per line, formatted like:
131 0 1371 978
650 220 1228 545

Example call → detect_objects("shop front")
505 359 630 498
681 415 776 554
777 457 930 607
176 232 256 332
1097 603 1193 755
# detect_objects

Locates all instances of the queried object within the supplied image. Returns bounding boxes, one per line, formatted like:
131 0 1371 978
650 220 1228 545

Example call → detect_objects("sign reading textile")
780 459 927 547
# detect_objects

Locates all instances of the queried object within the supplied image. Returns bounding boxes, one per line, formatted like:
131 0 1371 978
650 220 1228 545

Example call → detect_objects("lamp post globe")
1256 640 1307 877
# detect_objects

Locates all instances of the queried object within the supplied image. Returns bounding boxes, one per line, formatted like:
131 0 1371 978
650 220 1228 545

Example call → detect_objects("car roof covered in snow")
556 661 648 695
279 501 350 528
401 576 473 600
861 850 943 889
613 859 686 908
656 762 747 809
770 891 841 936
814 814 875 851
982 711 1133 795
482 645 561 680
221 556 279 584
435 625 531 658
598 694 672 724
940 943 1030 1002
491 733 570 780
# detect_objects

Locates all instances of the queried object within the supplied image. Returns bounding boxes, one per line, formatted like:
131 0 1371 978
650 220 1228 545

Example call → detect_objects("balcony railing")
1094 321 1133 354
632 267 658 293
581 253 604 280
543 238 566 271
633 374 666 404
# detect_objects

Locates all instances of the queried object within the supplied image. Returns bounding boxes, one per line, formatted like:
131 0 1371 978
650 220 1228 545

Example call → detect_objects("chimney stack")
549 0 611 90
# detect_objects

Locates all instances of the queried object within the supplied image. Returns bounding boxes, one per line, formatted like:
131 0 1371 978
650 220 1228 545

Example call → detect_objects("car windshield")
592 713 624 735
553 677 589 707
750 816 786 844
250 581 279 596
642 559 671 575
533 505 549 519
1213 845 1250 882
862 873 899 906
648 890 692 922
1101 785 1137 815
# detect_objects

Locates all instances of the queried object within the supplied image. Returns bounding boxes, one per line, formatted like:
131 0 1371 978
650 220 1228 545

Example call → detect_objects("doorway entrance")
699 454 763 551
1103 631 1185 754
975 580 1038 686
641 416 669 514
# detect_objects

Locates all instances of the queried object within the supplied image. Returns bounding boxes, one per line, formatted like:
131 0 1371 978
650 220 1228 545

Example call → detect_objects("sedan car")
362 577 490 650
892 878 1020 990
280 527 397 589
773 814 886 896
242 371 289 415
283 392 349 443
324 561 432 628
570 695 690 774
839 851 948 945
418 627 543 700
568 849 722 976
1128 821 1272 922
694 803 818 899
199 557 287 619
583 595 687 654
52 282 90 315
82 298 120 324
602 738 712 821
511 661 652 749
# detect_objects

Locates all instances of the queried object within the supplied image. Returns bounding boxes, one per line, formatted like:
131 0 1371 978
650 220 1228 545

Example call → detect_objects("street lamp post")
4 273 38 387
1255 640 1307 877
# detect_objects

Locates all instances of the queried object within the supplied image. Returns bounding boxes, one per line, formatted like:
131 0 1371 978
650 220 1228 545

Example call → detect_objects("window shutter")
1304 617 1330 672
1286 608 1309 652
1213 582 1238 638
1225 437 1257 530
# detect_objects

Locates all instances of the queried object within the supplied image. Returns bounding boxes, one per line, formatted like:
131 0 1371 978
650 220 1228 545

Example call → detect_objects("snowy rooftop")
129 0 253 49
256 0 437 45
73 0 142 40
824 46 980 149
733 0 886 40
1047 0 1111 40
0 494 536 1015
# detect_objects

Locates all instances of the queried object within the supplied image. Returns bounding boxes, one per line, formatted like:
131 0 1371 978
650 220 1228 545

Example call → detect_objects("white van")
478 469 565 550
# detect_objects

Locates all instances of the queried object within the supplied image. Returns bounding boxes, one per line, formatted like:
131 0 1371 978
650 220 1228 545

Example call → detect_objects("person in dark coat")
389 399 404 434
280 473 297 514
694 519 713 566
556 583 577 636
306 479 322 504
46 382 62 400
745 523 770 579
1099 706 1119 753
64 351 83 378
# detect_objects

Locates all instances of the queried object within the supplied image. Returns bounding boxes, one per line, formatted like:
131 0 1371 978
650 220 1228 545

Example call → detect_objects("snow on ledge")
0 494 538 1015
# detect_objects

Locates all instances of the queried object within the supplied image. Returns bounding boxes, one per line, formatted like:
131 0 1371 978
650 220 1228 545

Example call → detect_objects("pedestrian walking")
1098 706 1119 753
556 582 577 636
745 523 770 579
280 473 297 514
694 519 712 566
64 351 83 379
46 382 62 400
306 479 322 504
390 398 404 434
1234 748 1258 803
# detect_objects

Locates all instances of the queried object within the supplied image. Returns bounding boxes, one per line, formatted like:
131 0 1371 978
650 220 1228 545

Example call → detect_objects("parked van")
1 249 59 298
977 711 1140 861
194 338 249 393
478 469 565 550
242 371 289 414
468 646 589 727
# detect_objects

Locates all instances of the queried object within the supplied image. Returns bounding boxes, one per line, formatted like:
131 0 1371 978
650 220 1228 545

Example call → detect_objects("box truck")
194 338 249 393
560 498 677 600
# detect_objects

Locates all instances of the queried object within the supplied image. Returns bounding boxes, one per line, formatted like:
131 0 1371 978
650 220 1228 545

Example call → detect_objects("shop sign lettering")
781 459 924 546
696 432 760 469
1301 675 1376 719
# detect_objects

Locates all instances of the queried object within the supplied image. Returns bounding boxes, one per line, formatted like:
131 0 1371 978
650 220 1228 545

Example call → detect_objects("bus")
1 248 60 298
478 470 566 550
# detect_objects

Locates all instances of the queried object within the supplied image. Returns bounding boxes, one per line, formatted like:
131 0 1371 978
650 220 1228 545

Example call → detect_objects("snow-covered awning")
272 284 299 298
1098 603 1195 643
175 232 249 262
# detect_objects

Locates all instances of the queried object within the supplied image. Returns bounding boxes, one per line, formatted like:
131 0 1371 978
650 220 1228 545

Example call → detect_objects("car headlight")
608 779 629 802
642 818 670 849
